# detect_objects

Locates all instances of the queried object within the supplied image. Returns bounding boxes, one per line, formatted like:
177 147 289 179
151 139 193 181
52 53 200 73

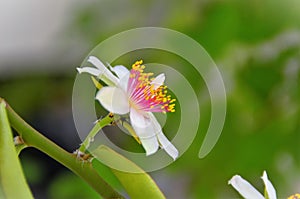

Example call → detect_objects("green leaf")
0 101 33 199
92 159 124 192
92 145 166 199
0 186 5 199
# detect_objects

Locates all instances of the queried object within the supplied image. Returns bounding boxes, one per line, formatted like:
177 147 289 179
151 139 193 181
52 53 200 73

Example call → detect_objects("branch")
0 98 124 199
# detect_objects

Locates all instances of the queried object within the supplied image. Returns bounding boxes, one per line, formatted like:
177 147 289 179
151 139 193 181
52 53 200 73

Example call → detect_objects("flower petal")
229 175 264 199
261 171 277 199
151 73 165 90
110 65 130 79
88 56 119 85
130 108 159 156
149 113 178 160
76 67 101 76
96 87 129 114
110 65 130 91
88 56 107 70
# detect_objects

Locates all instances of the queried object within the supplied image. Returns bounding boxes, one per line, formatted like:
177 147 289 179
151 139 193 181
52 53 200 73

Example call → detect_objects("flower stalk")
78 113 114 153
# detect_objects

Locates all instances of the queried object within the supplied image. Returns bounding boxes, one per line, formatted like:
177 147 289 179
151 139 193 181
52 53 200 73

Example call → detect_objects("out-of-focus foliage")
48 172 100 199
1 0 300 198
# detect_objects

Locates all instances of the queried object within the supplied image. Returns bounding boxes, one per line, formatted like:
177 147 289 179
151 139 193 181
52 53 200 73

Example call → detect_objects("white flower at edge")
77 56 179 160
229 171 277 199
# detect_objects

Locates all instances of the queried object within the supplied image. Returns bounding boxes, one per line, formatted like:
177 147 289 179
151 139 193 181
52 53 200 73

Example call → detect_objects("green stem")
79 114 113 153
1 98 124 199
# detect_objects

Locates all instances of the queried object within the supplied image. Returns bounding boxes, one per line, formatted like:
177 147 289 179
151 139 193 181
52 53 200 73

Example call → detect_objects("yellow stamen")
288 194 300 199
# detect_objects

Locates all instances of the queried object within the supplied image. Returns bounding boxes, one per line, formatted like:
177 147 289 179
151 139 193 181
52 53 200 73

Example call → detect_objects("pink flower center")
127 60 176 113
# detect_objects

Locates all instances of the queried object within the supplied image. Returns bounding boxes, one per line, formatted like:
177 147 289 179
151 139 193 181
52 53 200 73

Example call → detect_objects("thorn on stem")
73 149 93 162
14 136 24 145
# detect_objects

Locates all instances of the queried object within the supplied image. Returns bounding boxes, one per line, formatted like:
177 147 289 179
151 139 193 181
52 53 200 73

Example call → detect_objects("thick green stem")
1 98 124 199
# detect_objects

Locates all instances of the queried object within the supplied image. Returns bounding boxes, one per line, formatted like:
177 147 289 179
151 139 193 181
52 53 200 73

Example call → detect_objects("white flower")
77 56 179 160
229 171 277 199
77 56 119 86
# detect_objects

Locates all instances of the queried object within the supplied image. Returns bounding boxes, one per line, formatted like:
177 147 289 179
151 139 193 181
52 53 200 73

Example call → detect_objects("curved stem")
1 98 124 199
79 113 113 153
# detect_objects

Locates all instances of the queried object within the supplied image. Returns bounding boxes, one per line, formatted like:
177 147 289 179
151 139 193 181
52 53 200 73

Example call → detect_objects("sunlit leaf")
0 101 33 199
92 158 123 192
92 145 166 199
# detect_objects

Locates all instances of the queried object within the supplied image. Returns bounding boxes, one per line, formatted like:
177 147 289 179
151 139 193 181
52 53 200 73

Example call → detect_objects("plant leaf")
0 101 33 199
92 159 124 192
92 145 166 199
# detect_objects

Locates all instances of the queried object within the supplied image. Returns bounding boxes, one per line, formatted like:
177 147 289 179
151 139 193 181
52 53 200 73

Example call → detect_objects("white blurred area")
0 0 88 77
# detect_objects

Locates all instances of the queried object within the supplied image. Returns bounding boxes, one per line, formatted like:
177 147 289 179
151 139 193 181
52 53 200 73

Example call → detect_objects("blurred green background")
1 0 300 198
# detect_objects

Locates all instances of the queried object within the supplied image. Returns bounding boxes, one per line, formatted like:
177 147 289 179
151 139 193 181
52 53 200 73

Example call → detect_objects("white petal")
261 171 277 199
76 67 101 76
130 108 159 156
88 56 107 70
96 87 129 114
229 175 264 199
110 65 130 79
151 73 165 90
88 56 119 85
110 65 130 91
149 113 178 160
